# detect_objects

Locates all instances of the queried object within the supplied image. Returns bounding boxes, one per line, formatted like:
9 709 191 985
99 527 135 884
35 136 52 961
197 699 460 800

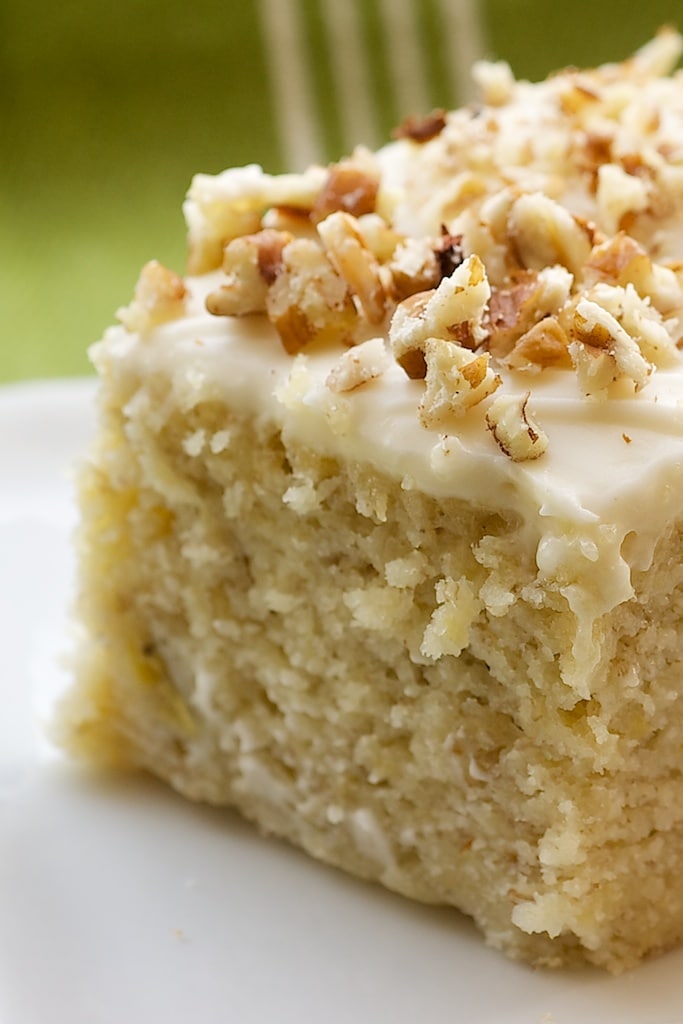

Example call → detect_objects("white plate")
2 378 683 1024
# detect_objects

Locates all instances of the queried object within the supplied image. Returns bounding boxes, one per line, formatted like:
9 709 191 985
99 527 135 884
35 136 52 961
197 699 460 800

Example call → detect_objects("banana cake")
58 31 683 971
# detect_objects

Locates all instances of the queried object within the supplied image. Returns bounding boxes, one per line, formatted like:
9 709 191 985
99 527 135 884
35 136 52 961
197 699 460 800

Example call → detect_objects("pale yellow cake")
58 32 683 971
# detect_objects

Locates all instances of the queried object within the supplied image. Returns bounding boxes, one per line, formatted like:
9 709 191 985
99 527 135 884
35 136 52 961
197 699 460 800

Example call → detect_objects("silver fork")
258 0 488 169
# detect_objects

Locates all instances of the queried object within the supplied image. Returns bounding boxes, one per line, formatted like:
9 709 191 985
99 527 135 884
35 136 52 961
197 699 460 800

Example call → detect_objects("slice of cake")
58 31 683 972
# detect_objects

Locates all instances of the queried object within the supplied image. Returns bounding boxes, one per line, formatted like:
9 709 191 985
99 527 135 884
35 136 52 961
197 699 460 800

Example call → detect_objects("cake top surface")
101 30 683 619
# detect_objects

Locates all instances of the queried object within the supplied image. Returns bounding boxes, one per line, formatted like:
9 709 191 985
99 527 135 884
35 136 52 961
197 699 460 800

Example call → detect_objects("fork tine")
319 0 382 155
258 0 324 170
258 0 489 170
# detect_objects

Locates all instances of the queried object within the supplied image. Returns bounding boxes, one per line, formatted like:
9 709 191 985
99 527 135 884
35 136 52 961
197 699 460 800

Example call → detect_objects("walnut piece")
205 229 292 316
587 282 679 366
487 266 573 358
472 60 515 106
596 163 650 235
186 164 326 273
311 159 380 224
388 237 442 300
392 110 447 143
326 337 390 392
569 297 652 396
390 255 491 377
508 193 593 275
419 340 501 429
317 212 387 323
117 261 187 332
485 393 548 461
505 316 572 371
266 238 359 353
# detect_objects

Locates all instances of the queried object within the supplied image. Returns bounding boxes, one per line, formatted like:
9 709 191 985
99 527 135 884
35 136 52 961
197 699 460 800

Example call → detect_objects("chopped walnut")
508 193 593 275
317 212 387 323
558 77 601 116
486 393 548 461
419 340 501 429
266 238 359 353
354 214 402 262
392 110 447 143
585 233 652 289
505 316 572 371
311 159 380 224
390 255 491 377
488 266 573 358
434 230 465 280
205 229 292 316
631 25 683 78
326 337 390 393
587 282 679 366
472 60 515 106
388 237 442 300
596 163 650 235
569 297 652 396
186 164 326 273
117 260 187 332
585 234 683 317
262 205 316 235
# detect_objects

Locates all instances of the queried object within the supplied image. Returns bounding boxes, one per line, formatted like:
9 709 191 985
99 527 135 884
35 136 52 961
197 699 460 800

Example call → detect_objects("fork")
257 0 488 169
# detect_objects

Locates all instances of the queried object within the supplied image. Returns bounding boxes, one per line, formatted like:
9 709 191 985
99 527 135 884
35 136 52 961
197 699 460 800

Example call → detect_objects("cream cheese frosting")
96 266 683 618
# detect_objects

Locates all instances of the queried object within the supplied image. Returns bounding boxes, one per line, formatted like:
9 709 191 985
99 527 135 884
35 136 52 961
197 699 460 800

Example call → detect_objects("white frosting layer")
94 269 683 626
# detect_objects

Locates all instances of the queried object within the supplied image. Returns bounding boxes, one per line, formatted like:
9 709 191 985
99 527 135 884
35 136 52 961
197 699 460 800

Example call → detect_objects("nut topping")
326 337 390 393
392 110 448 143
311 161 380 224
117 261 187 332
191 34 683 462
486 393 549 461
420 341 501 428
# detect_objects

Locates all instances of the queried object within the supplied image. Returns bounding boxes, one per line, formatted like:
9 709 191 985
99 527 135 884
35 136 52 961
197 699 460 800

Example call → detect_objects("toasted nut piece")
434 230 466 281
326 337 390 392
311 160 380 223
390 255 491 377
117 261 187 332
505 316 572 371
488 266 573 358
486 393 548 461
472 59 515 105
388 237 442 300
354 214 402 262
262 205 316 235
569 341 621 396
266 238 359 353
586 234 683 317
558 77 601 116
588 282 679 366
419 340 501 428
586 233 652 290
596 164 650 235
185 164 326 273
392 109 447 143
317 212 387 323
569 297 652 395
508 193 593 275
631 26 683 78
206 229 292 316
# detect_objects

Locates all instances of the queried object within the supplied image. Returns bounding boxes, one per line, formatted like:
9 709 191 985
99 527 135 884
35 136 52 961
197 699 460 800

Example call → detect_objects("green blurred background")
3 0 682 382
